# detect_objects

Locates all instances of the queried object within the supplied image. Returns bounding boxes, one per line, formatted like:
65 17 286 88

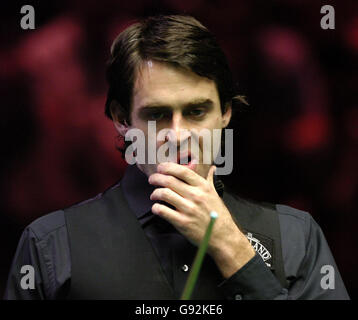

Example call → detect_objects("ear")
113 120 129 137
222 103 232 128
110 100 130 136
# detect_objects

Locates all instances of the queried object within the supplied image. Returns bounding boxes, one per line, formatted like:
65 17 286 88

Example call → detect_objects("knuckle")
177 217 189 228
186 202 196 212
191 194 200 203
162 188 171 198
166 175 175 185
192 191 204 203
155 188 163 198
203 183 211 193
179 167 189 179
163 162 172 172
187 189 197 198
156 173 165 182
184 172 191 181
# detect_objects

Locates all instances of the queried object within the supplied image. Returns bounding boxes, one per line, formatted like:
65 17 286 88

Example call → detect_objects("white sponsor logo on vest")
246 232 272 267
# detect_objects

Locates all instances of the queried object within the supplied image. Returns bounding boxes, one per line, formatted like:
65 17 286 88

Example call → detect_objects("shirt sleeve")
3 211 71 300
218 252 285 299
282 214 350 300
218 211 350 300
3 227 47 299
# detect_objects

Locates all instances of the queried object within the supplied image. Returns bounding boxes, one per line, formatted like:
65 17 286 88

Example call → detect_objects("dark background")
1 0 357 299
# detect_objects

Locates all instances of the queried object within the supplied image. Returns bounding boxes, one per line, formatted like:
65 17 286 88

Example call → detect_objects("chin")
136 163 157 177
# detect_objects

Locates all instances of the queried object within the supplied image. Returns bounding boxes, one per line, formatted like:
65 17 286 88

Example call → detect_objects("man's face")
116 60 231 179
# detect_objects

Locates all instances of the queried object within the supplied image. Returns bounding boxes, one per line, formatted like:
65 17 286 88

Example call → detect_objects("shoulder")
64 181 122 215
25 180 123 244
27 182 121 241
226 190 315 244
230 190 313 230
275 203 311 222
256 198 314 243
271 203 320 275
274 203 314 244
27 210 66 242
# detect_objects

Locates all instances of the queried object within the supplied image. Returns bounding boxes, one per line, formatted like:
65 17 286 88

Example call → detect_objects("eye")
149 111 165 120
187 108 206 118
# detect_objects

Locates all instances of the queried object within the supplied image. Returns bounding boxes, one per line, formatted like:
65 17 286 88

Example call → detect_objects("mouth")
177 152 197 171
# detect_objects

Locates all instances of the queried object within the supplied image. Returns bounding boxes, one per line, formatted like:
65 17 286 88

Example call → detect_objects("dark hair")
105 14 247 124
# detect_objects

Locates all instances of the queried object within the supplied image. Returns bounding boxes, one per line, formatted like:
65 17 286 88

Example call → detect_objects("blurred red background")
1 0 357 298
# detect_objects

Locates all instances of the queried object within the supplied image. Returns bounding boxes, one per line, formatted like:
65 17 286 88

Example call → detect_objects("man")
4 15 349 299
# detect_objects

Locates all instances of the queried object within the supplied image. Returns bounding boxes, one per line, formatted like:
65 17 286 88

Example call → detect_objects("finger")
151 203 183 227
157 162 204 186
150 187 193 213
206 165 216 186
148 173 195 198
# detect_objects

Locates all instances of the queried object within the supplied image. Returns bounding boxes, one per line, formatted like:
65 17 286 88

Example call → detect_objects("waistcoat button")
181 264 189 272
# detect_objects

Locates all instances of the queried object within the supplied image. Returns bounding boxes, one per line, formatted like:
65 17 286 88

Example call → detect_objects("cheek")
131 119 148 132
200 113 224 131
214 115 225 128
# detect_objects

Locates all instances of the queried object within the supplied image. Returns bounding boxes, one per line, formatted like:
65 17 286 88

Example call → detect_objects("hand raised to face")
148 162 255 278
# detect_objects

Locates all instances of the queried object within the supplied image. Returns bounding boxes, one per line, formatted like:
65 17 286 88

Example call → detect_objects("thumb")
207 165 216 185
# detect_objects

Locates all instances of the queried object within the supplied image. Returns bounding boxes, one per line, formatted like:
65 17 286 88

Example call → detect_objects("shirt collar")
121 164 156 219
121 164 225 219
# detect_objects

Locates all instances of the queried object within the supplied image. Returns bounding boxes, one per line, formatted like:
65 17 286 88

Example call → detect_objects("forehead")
132 60 220 110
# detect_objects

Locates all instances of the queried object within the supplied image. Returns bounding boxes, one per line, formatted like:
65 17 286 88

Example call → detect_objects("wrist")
210 232 256 279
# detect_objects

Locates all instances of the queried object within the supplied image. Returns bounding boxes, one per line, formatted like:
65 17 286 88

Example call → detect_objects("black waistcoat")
64 183 287 299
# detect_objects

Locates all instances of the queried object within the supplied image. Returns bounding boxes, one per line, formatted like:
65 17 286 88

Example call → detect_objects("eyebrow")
138 98 215 113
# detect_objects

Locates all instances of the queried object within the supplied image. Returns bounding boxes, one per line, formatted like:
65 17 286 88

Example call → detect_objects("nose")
165 112 190 146
171 112 185 134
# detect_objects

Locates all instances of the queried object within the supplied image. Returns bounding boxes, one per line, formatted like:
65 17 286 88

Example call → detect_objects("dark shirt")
4 165 350 299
